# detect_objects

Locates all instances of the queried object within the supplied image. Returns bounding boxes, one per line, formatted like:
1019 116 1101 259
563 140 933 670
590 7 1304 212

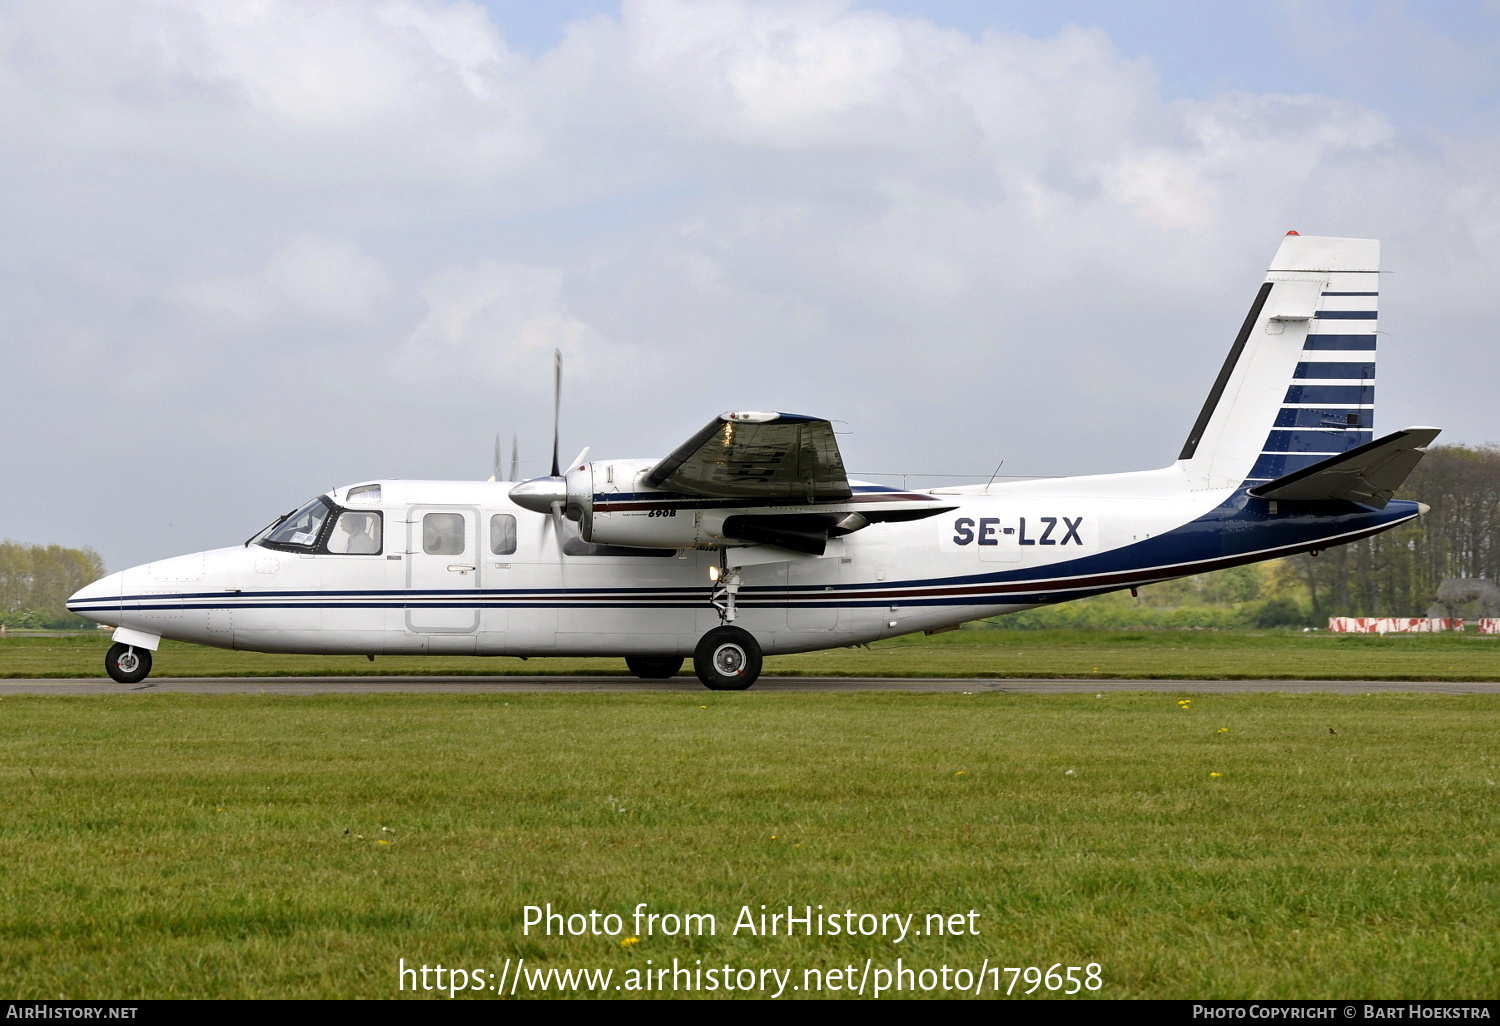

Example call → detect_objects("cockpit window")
345 484 382 505
263 498 332 550
327 511 383 554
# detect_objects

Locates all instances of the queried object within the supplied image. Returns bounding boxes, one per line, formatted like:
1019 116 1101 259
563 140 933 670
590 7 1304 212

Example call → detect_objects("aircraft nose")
67 570 124 624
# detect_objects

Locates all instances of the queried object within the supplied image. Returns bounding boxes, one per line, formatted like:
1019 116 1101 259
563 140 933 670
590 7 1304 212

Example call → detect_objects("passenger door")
406 506 479 633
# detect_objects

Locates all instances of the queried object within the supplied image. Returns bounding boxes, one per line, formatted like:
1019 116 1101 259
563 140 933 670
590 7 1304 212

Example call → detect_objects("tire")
625 655 684 680
105 642 152 685
693 626 762 691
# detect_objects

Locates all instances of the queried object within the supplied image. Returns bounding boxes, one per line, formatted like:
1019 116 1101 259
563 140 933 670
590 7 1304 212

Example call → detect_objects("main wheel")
625 655 684 679
105 643 152 685
693 626 762 691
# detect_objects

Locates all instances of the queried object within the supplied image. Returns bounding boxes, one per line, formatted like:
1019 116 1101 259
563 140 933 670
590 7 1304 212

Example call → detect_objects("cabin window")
423 513 466 555
490 514 517 555
263 498 332 550
327 511 383 554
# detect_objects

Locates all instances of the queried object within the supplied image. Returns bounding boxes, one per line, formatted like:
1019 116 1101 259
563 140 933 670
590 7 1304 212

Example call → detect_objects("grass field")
5 627 1500 681
1 690 1497 999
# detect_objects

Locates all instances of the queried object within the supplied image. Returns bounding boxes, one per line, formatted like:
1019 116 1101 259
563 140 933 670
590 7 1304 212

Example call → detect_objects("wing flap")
645 412 853 502
1249 427 1441 508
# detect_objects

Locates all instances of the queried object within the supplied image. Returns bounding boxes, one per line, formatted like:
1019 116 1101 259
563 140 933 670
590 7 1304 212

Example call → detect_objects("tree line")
0 542 106 629
1295 444 1500 620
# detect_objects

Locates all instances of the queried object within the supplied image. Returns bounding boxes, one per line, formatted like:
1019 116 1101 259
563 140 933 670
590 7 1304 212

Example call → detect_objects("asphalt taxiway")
1 676 1496 695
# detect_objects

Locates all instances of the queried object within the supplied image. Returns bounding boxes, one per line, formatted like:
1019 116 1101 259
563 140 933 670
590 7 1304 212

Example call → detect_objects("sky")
4 0 1500 570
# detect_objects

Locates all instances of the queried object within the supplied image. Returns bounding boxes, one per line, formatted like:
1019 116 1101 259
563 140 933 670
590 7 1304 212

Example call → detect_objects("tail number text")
952 516 1083 546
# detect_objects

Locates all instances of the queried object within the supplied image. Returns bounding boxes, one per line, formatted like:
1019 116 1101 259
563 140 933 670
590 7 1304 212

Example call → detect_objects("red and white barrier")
1477 619 1500 635
1326 617 1464 633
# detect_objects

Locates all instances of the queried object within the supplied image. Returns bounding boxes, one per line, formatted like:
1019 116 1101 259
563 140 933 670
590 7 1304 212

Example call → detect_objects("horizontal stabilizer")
1248 427 1441 508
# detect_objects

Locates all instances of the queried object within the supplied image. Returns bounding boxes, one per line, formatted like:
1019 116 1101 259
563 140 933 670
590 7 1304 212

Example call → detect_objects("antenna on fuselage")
985 461 1004 493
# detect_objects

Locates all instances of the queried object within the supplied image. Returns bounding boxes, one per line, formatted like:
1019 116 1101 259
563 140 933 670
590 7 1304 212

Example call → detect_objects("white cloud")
1 0 1497 567
401 259 633 381
173 234 389 328
0 0 540 184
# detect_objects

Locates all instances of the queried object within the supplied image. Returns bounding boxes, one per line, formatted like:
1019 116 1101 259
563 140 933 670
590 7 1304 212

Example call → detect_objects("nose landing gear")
693 625 762 690
105 643 152 685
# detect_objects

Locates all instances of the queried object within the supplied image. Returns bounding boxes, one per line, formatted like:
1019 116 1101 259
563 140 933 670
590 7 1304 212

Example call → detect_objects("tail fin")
1178 234 1378 491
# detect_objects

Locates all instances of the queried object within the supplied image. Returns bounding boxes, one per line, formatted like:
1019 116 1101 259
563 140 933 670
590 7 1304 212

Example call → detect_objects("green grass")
6 628 1500 680
1 692 1497 998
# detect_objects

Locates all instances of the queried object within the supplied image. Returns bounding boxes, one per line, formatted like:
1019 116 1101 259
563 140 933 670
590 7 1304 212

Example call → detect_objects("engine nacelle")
581 459 864 553
517 457 947 555
577 459 719 549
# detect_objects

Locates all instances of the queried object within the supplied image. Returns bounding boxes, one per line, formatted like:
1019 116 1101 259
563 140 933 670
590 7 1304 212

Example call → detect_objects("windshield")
260 498 333 550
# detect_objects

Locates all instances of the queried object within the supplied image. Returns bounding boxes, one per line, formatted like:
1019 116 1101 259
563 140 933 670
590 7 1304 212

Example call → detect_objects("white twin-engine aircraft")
70 234 1438 689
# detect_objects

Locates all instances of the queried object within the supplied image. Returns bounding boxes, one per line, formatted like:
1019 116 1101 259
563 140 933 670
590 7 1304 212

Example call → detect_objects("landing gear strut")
105 643 152 685
694 625 762 691
625 655 684 679
709 563 742 623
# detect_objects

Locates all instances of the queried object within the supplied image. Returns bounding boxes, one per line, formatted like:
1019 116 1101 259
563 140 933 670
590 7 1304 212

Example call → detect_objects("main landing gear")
693 625 762 691
626 628 764 690
105 643 152 685
621 624 762 690
691 552 763 689
625 655 684 679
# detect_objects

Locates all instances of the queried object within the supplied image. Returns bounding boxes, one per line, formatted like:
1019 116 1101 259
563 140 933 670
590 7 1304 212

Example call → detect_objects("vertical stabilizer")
1178 234 1379 491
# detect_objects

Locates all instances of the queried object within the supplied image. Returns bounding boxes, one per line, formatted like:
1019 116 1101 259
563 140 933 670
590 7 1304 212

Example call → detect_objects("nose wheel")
105 643 152 685
693 625 762 690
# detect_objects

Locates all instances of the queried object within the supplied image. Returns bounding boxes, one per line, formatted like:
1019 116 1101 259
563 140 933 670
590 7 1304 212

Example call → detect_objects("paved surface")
2 676 1497 695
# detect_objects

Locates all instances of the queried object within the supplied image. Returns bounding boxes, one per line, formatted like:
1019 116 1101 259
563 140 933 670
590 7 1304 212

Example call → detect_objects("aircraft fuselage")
68 467 1419 659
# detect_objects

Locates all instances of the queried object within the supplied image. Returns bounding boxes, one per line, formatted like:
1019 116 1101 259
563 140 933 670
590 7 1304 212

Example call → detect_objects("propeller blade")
550 348 562 477
509 434 519 483
566 447 590 473
489 433 501 482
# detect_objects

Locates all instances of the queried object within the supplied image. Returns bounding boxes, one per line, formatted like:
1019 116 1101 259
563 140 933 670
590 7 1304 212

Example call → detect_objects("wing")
1249 426 1441 508
644 412 853 502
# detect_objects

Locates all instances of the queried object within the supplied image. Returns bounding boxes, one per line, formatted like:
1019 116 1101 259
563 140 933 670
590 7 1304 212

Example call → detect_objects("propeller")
488 433 502 482
509 434 519 483
510 349 575 525
550 347 562 477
